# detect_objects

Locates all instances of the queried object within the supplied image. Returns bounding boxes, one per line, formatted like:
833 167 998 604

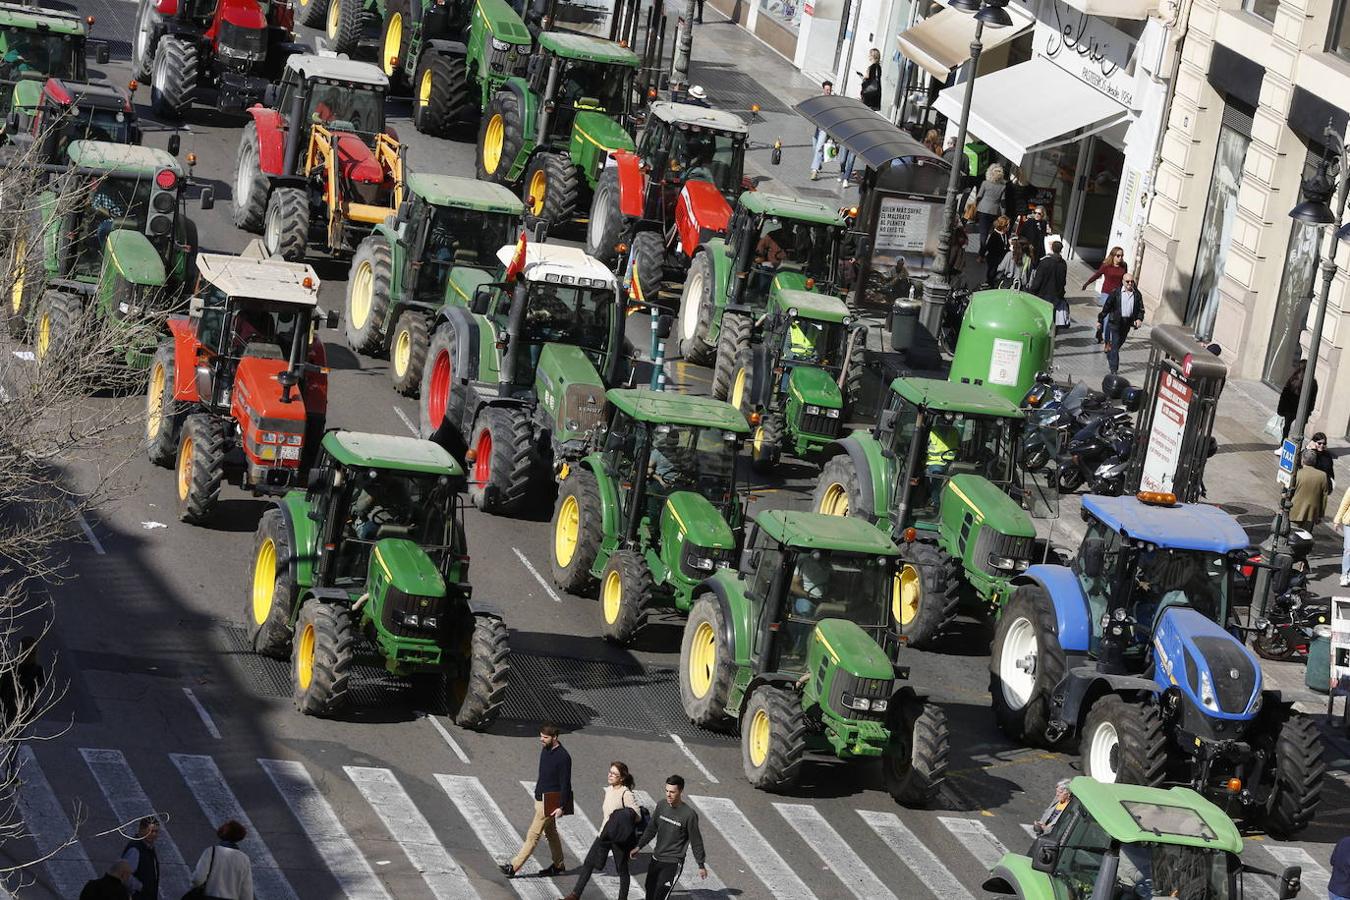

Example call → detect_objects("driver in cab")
783 553 831 661
752 225 788 295
924 419 962 497
350 477 413 541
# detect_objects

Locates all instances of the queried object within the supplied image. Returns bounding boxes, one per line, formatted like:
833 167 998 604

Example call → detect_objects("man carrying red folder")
501 724 573 878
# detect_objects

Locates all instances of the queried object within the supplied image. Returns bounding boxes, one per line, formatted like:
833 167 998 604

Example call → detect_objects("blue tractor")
988 491 1324 837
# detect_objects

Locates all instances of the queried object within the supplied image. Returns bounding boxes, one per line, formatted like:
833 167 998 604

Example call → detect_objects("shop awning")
933 58 1131 164
793 95 940 172
896 2 1036 81
1057 0 1156 18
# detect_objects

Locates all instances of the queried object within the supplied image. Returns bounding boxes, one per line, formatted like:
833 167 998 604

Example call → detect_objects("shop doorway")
1064 136 1124 267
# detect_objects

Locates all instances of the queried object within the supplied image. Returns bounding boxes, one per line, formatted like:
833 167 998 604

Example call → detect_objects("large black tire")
233 123 270 232
1263 714 1324 838
749 415 783 474
448 614 511 730
989 584 1067 748
145 343 180 467
345 235 394 355
892 541 960 648
598 549 653 645
843 329 865 417
325 0 363 56
246 508 296 659
1079 695 1167 787
629 230 665 300
132 1 162 81
741 686 808 790
150 37 198 119
477 91 525 185
711 312 749 401
677 251 716 365
419 323 463 448
467 406 534 515
679 594 736 730
5 223 39 341
883 687 949 808
813 453 864 518
292 599 355 717
550 468 602 593
263 187 309 261
1057 464 1084 493
33 290 82 368
414 53 473 137
586 167 624 263
523 151 580 230
175 413 226 525
389 309 429 396
295 0 329 28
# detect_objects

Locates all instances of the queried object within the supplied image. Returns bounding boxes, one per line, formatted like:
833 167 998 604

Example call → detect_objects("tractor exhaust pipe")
499 280 529 394
536 55 561 147
281 81 306 175
279 312 309 403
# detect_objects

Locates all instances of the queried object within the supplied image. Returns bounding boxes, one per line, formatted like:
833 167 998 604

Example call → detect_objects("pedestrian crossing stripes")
14 747 94 898
633 789 726 900
436 774 556 900
1263 844 1329 898
690 795 817 900
860 808 977 900
937 815 1008 870
773 803 897 900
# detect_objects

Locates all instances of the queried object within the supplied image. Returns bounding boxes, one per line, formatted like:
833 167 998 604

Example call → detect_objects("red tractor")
143 242 337 525
5 78 144 164
132 0 302 118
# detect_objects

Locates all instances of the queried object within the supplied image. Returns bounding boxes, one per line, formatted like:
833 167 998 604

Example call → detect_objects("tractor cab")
531 31 638 138
13 78 140 160
767 292 851 368
728 192 847 306
637 101 748 198
0 6 89 82
274 54 389 146
401 173 522 305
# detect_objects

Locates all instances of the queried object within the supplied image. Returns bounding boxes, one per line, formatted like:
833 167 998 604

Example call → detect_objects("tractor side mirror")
770 140 782 166
1029 837 1059 873
200 187 215 210
655 314 672 340
471 286 492 315
1082 536 1106 578
322 308 339 329
396 200 412 224
263 83 278 107
189 295 205 317
1277 865 1302 899
96 44 110 65
167 134 181 156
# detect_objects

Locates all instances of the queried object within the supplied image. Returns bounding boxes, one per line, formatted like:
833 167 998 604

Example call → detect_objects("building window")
1243 0 1279 24
1185 108 1253 342
1332 1 1350 59
757 0 805 35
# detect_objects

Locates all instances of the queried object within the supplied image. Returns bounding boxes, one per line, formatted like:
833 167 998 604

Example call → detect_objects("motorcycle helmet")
1122 387 1143 412
1101 373 1130 400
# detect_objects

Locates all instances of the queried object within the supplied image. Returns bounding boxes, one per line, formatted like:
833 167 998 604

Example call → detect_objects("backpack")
635 803 652 837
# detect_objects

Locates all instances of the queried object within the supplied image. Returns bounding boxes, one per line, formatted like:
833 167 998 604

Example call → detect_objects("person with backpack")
559 761 642 900
630 775 706 900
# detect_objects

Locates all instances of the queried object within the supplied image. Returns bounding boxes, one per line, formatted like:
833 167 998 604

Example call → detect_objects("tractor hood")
104 229 168 286
371 538 447 598
809 618 894 680
663 491 735 549
941 474 1036 538
233 358 308 425
572 110 636 155
787 365 842 409
1152 606 1262 721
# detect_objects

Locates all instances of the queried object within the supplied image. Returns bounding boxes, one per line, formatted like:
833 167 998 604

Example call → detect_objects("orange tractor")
143 242 338 525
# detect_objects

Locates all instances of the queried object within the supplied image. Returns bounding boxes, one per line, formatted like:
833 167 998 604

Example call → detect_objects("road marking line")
858 809 972 900
394 406 419 437
11 350 33 360
773 803 896 900
422 711 471 764
68 501 105 554
1262 845 1329 898
688 795 817 899
182 688 221 739
79 748 193 898
512 547 562 602
15 746 95 897
633 790 725 900
345 766 481 900
259 758 392 899
436 775 557 899
521 781 634 899
938 816 1008 870
169 753 297 900
668 733 719 784
1020 823 1037 840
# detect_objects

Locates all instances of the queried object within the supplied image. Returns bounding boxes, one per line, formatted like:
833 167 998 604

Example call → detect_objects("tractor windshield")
781 315 843 366
750 220 840 295
307 80 385 137
554 59 631 115
73 175 161 276
521 282 613 361
644 423 738 510
1128 547 1231 629
778 551 892 672
670 127 743 194
0 27 83 82
1114 843 1231 899
55 106 135 147
334 471 463 581
419 205 515 296
888 399 1018 520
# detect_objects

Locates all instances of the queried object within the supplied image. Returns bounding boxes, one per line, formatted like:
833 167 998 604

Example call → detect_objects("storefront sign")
875 196 936 253
1036 0 1139 109
1139 371 1191 494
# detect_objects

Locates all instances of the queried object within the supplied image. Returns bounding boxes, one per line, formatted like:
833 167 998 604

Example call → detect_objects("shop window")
1263 148 1326 388
758 0 805 35
1185 104 1253 342
1243 0 1279 24
1331 1 1350 60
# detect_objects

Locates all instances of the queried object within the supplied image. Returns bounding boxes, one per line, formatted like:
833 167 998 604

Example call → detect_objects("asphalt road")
6 4 1349 899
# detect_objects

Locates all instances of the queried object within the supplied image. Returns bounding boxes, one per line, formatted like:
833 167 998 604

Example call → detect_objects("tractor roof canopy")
0 3 85 33
1066 778 1243 853
68 140 181 177
197 252 321 307
755 510 898 555
49 78 130 110
407 172 523 214
322 431 465 476
606 388 750 433
495 242 615 286
285 53 389 88
737 191 845 226
538 31 640 66
1081 495 1249 554
891 377 1025 419
650 101 748 135
775 288 848 323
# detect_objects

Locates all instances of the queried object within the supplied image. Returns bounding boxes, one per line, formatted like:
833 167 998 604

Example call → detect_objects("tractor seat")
375 523 415 540
240 341 284 360
814 601 848 619
335 133 384 184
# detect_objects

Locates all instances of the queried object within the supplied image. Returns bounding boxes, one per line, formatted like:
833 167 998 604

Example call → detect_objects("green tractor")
476 29 639 231
550 388 749 644
813 377 1055 648
418 240 629 515
984 778 1303 900
8 140 209 366
677 509 948 805
0 1 109 121
675 191 850 398
726 287 864 472
246 430 511 725
343 172 523 394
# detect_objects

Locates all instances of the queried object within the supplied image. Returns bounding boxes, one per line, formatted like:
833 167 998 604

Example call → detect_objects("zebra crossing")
8 744 1333 900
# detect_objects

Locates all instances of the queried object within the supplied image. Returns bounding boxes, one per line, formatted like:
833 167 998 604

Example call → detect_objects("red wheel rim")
428 347 451 428
474 428 492 485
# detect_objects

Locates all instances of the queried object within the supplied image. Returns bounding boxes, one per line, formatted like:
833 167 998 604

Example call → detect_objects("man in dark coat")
121 817 161 900
80 861 132 900
1096 273 1144 374
1028 240 1068 332
1018 206 1049 263
1310 432 1335 488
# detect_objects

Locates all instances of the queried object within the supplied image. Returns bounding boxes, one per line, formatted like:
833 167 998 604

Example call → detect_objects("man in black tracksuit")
630 774 706 900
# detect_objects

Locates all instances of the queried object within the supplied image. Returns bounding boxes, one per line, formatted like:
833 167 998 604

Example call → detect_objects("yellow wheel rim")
528 169 547 216
554 495 579 568
349 259 373 329
382 13 402 76
602 569 622 625
252 537 276 626
894 565 921 626
297 622 315 690
393 325 411 378
146 362 165 441
688 620 716 698
418 67 433 108
483 114 504 173
753 425 764 455
730 366 746 410
11 239 25 314
819 482 849 516
748 707 770 767
177 434 193 501
326 0 339 39
36 311 50 359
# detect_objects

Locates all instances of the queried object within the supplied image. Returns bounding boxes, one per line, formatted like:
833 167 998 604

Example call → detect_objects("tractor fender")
166 315 201 403
497 78 538 183
983 857 1052 897
1014 565 1092 653
274 493 317 588
245 107 289 177
740 673 800 721
423 39 468 59
468 598 504 619
612 150 646 219
675 180 733 259
828 433 889 523
1062 670 1162 732
695 568 753 663
298 587 352 607
579 455 622 543
155 0 177 15
432 305 482 432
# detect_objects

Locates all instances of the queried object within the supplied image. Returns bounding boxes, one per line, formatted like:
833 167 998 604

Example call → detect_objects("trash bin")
890 300 921 352
1306 626 1331 693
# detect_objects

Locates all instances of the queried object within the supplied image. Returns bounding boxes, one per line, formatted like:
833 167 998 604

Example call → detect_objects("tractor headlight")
825 408 840 418
422 615 439 630
872 698 888 713
286 434 303 446
260 431 279 444
1199 670 1218 711
988 555 1018 571
491 37 510 51
403 613 420 627
841 693 886 713
689 555 715 571
805 404 821 415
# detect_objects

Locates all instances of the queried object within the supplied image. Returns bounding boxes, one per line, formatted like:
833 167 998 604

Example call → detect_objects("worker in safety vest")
924 421 961 505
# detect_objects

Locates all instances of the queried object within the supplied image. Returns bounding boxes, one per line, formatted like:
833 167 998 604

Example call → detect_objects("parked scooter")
1022 375 1133 474
1057 408 1135 494
1242 531 1332 660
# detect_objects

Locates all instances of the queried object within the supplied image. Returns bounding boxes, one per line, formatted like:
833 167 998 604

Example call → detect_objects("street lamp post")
920 0 1013 335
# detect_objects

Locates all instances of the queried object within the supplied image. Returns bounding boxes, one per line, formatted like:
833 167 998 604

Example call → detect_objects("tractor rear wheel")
145 343 180 467
892 541 960 648
263 187 309 261
679 594 735 730
1080 695 1167 787
586 167 624 263
814 454 864 518
629 230 665 301
325 0 363 56
523 152 580 230
711 312 749 401
33 290 82 368
295 0 329 28
345 234 394 355
414 53 472 137
551 467 602 593
132 2 162 80
292 599 355 717
247 509 297 659
1263 714 1324 837
448 614 511 730
175 413 226 524
150 37 198 119
741 686 808 790
598 549 653 645
468 406 534 515
477 92 524 185
379 9 408 84
749 415 783 474
7 218 38 340
989 584 1067 748
883 687 949 807
419 323 464 451
389 309 429 396
233 123 270 232
677 251 715 365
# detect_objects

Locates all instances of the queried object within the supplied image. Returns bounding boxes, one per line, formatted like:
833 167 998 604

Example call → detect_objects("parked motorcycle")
1057 409 1134 494
1022 375 1133 474
1243 533 1332 661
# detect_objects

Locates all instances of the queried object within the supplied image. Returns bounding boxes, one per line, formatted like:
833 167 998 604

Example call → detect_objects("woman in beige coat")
1333 484 1350 586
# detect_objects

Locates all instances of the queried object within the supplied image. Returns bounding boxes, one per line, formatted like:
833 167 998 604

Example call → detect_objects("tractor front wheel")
891 541 960 648
883 687 949 808
295 0 329 28
629 230 665 301
419 323 464 450
1263 714 1324 837
741 686 808 790
325 0 363 56
1080 695 1167 787
750 416 783 474
679 594 735 730
132 1 162 80
448 614 511 730
33 290 82 369
414 53 473 137
292 599 355 717
586 167 624 263
150 37 198 119
263 187 309 261
598 550 653 645
145 343 180 467
478 92 524 185
389 310 429 396
711 312 750 401
814 454 863 518
468 406 535 515
345 235 394 355
551 468 602 593
523 152 580 230
175 414 226 524
677 251 716 365
233 123 270 232
247 509 297 659
989 585 1067 748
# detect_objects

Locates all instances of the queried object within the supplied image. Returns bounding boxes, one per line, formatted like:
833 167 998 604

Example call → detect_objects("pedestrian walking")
1311 432 1336 489
858 49 882 112
81 861 133 900
1082 246 1128 306
502 724 572 878
995 238 1033 289
121 816 161 900
1028 240 1068 332
684 85 710 108
1033 779 1072 836
1278 359 1317 441
630 775 706 900
1018 205 1049 263
1096 273 1144 375
189 820 254 900
560 761 641 900
980 215 1010 287
922 128 943 156
942 136 960 168
1333 485 1350 586
1291 449 1331 532
974 164 1007 253
1330 833 1350 900
808 80 833 181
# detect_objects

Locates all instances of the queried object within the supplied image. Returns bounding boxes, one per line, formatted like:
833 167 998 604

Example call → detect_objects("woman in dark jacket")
1278 359 1317 441
981 215 1010 287
561 762 640 900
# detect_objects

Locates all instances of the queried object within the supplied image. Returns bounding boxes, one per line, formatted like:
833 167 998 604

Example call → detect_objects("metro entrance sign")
1278 439 1298 487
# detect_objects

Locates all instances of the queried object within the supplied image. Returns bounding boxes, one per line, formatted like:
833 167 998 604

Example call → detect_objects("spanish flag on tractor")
504 230 527 283
626 265 646 316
